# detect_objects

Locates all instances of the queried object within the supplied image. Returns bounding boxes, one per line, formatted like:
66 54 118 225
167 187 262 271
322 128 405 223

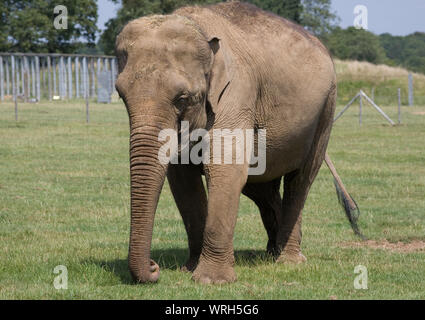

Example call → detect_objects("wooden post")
67 56 72 98
398 88 401 124
47 56 52 101
0 56 4 102
35 56 40 101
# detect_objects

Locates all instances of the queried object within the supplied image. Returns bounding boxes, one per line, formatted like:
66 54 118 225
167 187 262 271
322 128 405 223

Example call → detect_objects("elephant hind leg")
276 84 336 264
167 164 207 272
242 177 282 256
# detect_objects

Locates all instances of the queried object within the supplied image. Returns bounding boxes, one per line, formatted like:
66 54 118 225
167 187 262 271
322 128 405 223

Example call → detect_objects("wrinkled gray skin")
115 2 336 284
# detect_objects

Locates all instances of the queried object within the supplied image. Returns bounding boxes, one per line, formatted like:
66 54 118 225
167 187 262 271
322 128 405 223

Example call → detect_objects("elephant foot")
192 261 237 284
180 257 199 273
276 251 307 264
266 240 279 257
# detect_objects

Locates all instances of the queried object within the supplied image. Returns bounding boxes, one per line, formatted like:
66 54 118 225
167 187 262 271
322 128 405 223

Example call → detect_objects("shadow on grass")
88 248 271 284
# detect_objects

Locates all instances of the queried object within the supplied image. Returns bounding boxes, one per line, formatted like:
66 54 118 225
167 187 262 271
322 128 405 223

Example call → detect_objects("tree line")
1 0 424 75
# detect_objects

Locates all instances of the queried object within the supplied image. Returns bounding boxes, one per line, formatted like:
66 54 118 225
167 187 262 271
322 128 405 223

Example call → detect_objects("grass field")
0 99 424 299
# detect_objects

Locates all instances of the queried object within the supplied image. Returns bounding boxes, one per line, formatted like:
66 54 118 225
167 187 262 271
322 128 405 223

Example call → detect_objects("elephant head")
115 15 232 283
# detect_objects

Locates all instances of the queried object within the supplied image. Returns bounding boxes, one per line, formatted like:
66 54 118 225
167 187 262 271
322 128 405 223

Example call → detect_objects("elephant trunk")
128 120 169 283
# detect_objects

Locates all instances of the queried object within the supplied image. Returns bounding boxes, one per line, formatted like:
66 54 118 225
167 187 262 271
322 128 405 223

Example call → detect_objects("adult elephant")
115 1 337 284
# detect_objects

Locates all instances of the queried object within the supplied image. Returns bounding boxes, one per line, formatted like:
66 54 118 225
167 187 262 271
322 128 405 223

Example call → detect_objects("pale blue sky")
96 0 425 37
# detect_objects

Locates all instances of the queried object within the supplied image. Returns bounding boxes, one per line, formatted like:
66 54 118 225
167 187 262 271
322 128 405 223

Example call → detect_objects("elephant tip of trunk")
130 259 160 284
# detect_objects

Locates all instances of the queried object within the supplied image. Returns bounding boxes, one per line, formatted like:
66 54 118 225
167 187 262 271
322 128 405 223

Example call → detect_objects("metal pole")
67 56 72 98
47 56 52 101
90 58 95 97
111 58 116 94
62 56 67 99
408 73 414 106
52 58 57 96
361 90 395 125
75 57 79 98
31 57 36 98
42 58 46 95
5 56 10 96
22 57 27 102
35 56 40 101
359 91 362 126
83 56 89 123
398 88 401 124
16 58 21 96
371 87 375 102
334 92 360 122
59 57 64 99
11 55 17 121
25 56 30 100
0 56 4 101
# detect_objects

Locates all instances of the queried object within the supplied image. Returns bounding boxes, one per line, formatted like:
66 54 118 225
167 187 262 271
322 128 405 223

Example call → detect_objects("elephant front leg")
167 164 207 272
192 164 248 284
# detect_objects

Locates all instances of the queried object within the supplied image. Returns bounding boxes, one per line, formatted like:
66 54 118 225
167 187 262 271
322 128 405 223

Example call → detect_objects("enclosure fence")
0 53 117 103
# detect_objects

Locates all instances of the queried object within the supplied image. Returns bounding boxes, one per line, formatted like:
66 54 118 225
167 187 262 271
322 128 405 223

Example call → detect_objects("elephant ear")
207 37 233 114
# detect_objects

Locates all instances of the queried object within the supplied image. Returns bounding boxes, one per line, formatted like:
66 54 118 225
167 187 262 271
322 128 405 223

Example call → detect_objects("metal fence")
0 53 117 103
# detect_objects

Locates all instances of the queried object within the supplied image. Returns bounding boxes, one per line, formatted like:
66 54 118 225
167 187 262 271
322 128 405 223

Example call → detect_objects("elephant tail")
324 153 367 240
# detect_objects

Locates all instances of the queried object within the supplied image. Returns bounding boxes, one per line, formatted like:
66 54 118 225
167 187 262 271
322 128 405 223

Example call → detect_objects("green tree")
99 0 311 55
300 0 339 37
380 32 425 74
249 0 302 23
0 0 98 53
327 27 387 64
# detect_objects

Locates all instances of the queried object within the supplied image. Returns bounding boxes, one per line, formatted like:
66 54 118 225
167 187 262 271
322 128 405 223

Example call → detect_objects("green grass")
0 99 424 299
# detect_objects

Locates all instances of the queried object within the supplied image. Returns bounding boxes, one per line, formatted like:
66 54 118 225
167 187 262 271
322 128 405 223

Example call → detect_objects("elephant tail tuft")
333 178 367 240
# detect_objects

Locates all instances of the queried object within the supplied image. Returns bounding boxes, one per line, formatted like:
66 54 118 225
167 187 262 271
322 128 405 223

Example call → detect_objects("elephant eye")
174 93 191 108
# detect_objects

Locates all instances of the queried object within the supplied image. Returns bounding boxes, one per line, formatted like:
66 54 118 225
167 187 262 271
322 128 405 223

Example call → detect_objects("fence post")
35 56 40 101
67 56 72 99
5 56 10 96
0 56 4 102
359 90 363 126
47 56 52 101
83 56 89 123
31 57 36 98
111 58 116 94
16 58 21 97
24 57 30 100
75 57 79 98
90 58 95 97
11 55 17 120
398 88 401 124
408 73 414 106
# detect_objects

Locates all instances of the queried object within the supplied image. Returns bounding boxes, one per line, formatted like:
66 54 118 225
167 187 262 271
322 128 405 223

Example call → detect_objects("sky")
96 0 425 37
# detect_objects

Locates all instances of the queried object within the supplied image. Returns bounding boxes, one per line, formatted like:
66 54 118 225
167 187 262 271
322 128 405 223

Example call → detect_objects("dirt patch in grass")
411 111 425 115
340 239 425 253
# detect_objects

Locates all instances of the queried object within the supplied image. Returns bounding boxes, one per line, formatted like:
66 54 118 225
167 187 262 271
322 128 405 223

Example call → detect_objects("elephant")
115 1 337 284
